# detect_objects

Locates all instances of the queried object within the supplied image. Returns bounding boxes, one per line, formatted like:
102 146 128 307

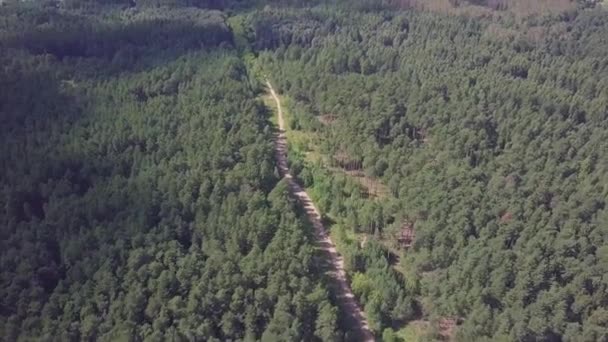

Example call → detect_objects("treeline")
0 5 342 341
308 166 416 335
245 4 608 341
276 90 415 335
0 6 231 66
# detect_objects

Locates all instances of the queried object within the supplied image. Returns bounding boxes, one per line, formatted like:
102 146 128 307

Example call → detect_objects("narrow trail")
267 81 375 342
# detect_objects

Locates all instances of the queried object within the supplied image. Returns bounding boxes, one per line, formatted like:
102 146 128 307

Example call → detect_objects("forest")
249 0 608 340
0 3 344 341
1 0 607 341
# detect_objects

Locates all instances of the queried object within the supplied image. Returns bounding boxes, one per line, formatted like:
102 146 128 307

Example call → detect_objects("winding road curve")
267 81 375 341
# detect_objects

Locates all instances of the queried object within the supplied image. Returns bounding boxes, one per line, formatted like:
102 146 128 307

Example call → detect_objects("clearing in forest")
266 80 375 341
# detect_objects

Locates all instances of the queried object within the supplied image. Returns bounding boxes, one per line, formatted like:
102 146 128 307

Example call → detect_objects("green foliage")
0 4 340 340
382 327 399 342
248 4 608 341
3 1 608 340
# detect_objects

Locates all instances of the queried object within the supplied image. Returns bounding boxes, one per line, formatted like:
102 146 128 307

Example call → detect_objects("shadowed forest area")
0 3 344 341
1 0 607 341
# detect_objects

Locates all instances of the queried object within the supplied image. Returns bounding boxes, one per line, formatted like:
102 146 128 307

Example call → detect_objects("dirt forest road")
267 80 375 342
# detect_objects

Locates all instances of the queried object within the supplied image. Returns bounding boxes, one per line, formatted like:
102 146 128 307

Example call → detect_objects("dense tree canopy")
0 5 341 341
2 0 608 341
247 2 608 340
